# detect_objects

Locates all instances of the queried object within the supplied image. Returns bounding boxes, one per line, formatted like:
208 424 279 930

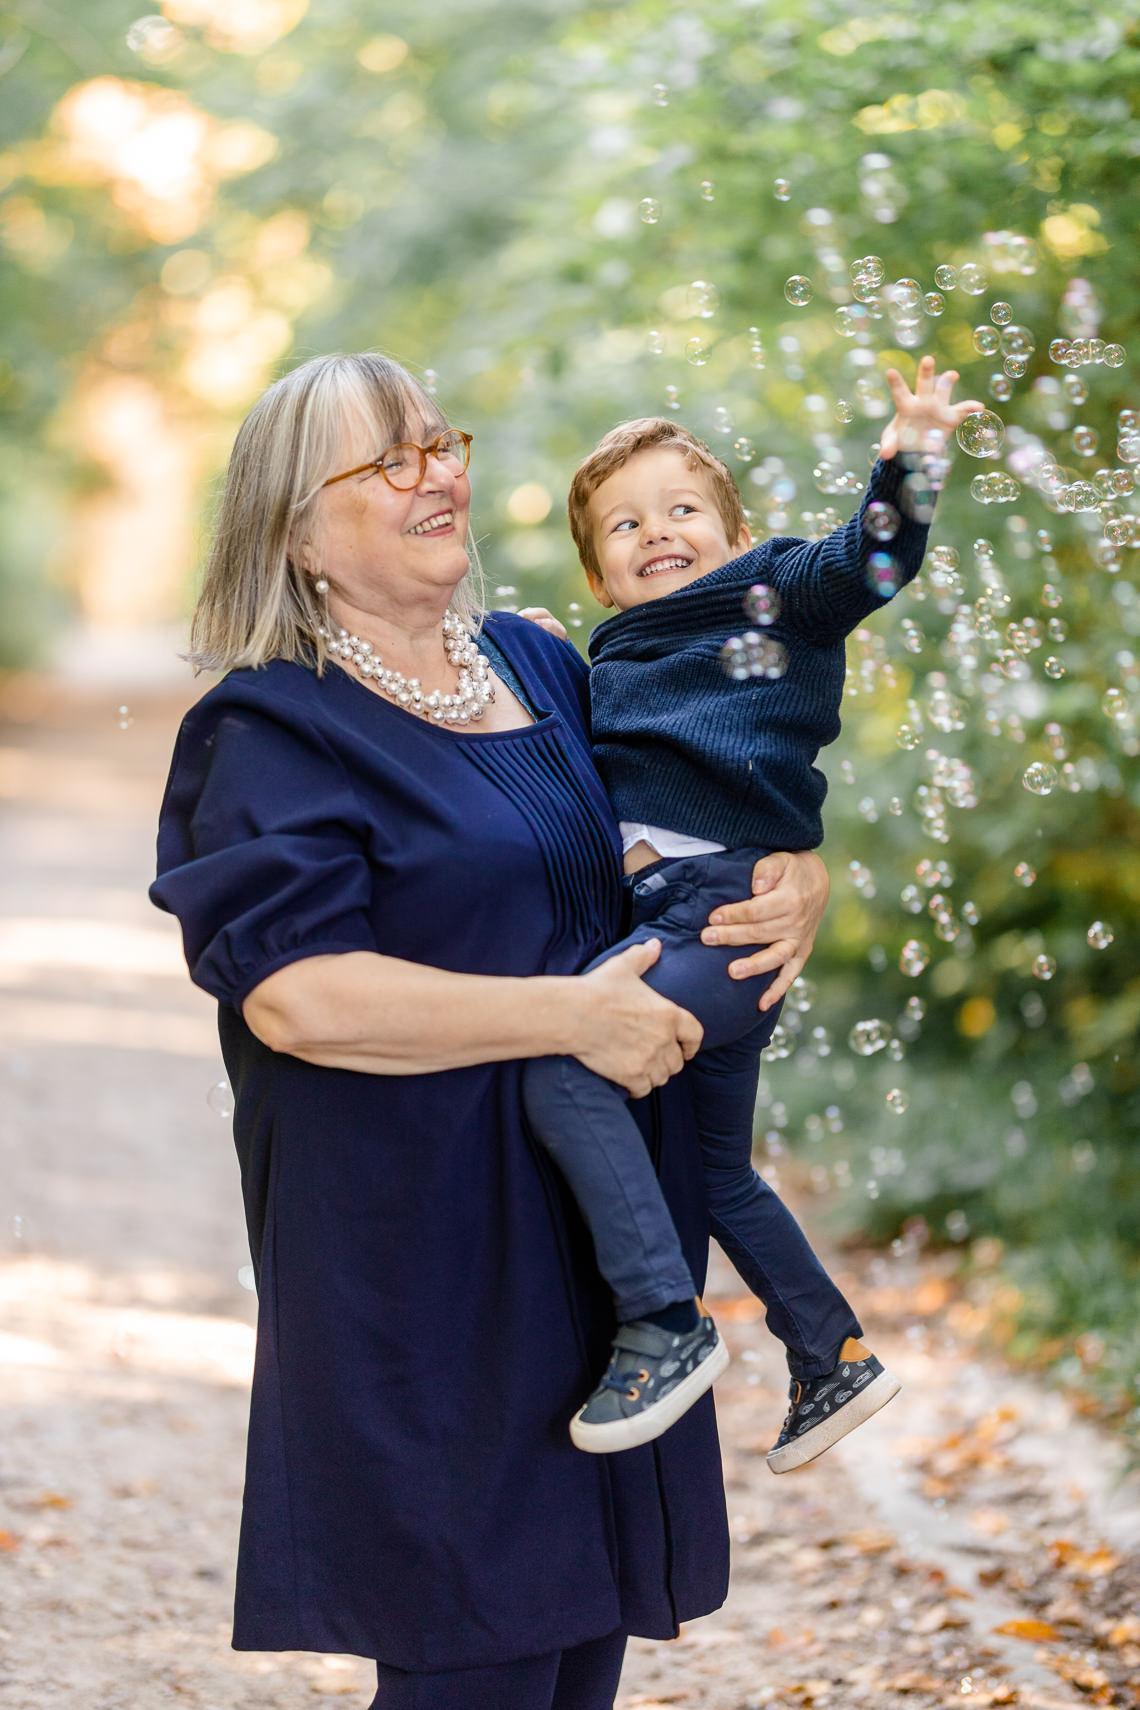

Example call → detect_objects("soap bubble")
733 437 754 462
422 369 439 395
895 721 920 750
958 262 987 295
891 277 922 311
743 584 780 625
719 637 749 680
1103 343 1125 367
900 940 930 976
923 291 945 316
835 399 855 423
1044 656 1066 679
848 1019 892 1057
1063 375 1088 404
116 704 134 729
687 279 719 318
867 551 898 597
1087 921 1114 949
685 337 710 366
1000 324 1034 357
886 1088 910 1115
699 180 715 201
1049 338 1072 364
973 326 1000 357
866 501 899 541
933 263 957 290
956 410 1005 458
784 275 813 306
850 255 884 287
646 328 665 355
638 198 661 224
664 385 680 411
1101 687 1127 719
833 306 858 337
990 302 1013 325
1013 862 1036 887
773 178 792 201
1002 354 1028 379
1022 761 1057 795
1071 425 1099 456
651 82 669 105
989 374 1013 402
207 1079 234 1118
1032 954 1056 981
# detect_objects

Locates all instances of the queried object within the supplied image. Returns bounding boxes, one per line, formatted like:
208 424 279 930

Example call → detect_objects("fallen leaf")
0 1531 21 1551
913 1603 971 1634
887 1672 944 1693
1046 1539 1120 1577
30 1492 72 1511
992 1619 1063 1642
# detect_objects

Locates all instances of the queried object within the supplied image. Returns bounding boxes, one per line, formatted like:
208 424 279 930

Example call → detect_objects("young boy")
520 356 982 1468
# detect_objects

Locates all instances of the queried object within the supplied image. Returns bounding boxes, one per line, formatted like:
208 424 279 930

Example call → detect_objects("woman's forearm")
243 950 577 1075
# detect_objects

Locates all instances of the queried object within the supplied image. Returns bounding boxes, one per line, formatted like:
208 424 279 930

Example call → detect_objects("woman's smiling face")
585 446 751 612
309 406 473 615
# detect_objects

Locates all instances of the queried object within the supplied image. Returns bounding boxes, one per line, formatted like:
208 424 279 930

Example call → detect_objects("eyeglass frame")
321 428 474 491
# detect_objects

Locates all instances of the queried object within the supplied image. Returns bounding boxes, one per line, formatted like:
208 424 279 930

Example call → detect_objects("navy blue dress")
149 612 730 1671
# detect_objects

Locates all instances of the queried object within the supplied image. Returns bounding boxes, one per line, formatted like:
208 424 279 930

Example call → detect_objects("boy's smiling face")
584 445 752 613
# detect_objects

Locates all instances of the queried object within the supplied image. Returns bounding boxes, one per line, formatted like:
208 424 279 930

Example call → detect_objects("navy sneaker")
766 1337 900 1474
570 1306 729 1454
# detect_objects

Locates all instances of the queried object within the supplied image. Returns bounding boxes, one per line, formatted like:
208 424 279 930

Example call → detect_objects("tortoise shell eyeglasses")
322 428 473 491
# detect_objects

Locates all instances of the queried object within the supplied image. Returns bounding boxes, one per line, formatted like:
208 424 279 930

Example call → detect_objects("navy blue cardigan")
587 455 932 849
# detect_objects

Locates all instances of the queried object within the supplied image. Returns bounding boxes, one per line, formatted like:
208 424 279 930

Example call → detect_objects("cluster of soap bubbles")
720 585 787 679
970 471 1021 504
1048 337 1125 368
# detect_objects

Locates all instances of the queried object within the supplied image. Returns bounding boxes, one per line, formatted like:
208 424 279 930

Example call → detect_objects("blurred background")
1 6 1139 1693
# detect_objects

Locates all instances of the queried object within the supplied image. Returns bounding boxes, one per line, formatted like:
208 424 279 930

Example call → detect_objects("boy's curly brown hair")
567 417 747 582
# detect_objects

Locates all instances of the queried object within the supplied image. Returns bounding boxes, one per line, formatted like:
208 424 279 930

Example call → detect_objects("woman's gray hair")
186 352 487 674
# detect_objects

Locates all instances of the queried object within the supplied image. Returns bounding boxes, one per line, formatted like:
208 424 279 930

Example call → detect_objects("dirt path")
1 679 1137 1710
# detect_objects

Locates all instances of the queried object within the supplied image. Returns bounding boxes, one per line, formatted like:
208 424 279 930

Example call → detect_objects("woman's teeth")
409 511 454 535
639 556 692 576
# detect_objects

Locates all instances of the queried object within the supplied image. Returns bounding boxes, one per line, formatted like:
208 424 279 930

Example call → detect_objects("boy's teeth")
640 556 691 575
410 512 453 535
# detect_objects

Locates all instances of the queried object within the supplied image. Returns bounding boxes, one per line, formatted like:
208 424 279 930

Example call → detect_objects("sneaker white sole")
766 1368 901 1474
570 1336 730 1454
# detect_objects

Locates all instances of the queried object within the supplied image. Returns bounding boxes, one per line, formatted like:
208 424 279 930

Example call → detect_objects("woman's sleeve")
149 692 379 1009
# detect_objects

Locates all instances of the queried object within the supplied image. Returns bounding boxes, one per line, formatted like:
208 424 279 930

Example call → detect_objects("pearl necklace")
318 610 496 725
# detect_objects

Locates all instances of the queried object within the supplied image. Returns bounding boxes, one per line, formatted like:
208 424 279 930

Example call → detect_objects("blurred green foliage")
2 0 1137 1439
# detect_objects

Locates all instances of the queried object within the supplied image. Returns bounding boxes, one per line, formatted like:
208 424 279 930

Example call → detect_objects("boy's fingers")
884 367 910 404
915 354 936 396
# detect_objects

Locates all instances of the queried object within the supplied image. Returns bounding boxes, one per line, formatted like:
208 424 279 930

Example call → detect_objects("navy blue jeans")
370 1627 627 1708
522 846 862 1380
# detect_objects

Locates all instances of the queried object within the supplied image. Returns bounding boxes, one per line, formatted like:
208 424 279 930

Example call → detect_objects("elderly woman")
149 352 830 1710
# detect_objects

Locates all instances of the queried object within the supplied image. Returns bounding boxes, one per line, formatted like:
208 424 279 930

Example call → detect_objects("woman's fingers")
726 940 797 978
758 953 805 1011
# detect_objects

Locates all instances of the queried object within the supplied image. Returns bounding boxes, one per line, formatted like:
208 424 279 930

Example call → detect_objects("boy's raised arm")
757 356 984 641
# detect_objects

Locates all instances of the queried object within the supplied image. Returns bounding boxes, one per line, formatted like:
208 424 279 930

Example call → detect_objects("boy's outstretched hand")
879 354 985 461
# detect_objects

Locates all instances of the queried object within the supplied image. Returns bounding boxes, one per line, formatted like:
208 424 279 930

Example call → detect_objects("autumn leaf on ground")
1046 1538 1121 1576
992 1619 1064 1641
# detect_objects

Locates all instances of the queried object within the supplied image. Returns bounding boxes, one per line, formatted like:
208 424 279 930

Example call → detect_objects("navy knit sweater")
586 454 932 851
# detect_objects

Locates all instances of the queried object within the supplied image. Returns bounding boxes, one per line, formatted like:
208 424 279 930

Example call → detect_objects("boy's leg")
521 1049 696 1322
521 845 772 1322
614 851 864 1381
687 1029 863 1380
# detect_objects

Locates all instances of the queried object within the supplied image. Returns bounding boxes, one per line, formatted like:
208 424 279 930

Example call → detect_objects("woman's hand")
879 354 985 460
700 850 830 1013
570 939 703 1098
517 606 569 641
